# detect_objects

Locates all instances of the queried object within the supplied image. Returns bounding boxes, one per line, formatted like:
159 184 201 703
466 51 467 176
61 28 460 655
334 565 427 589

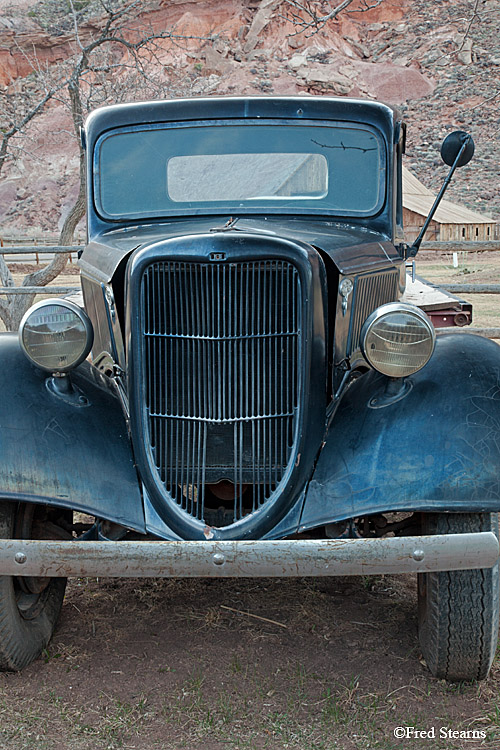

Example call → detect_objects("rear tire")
418 512 499 682
0 502 67 671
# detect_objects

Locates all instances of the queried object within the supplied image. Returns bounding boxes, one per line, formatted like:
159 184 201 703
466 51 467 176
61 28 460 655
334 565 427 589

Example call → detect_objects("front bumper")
2 532 498 578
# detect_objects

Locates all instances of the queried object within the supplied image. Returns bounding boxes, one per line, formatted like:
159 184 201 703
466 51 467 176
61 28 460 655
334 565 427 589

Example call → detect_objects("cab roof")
84 95 402 149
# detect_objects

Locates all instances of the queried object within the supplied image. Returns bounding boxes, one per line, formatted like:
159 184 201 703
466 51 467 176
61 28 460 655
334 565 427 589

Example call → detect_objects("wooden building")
402 167 498 243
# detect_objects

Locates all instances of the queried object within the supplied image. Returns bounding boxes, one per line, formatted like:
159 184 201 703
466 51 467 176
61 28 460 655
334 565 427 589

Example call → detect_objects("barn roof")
402 166 494 225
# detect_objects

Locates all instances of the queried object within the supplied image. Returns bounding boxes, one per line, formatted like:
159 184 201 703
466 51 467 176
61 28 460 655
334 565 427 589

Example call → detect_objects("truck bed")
403 274 472 327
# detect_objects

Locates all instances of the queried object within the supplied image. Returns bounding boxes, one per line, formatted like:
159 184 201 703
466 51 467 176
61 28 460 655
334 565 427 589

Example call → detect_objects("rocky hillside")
0 0 498 238
376 0 500 215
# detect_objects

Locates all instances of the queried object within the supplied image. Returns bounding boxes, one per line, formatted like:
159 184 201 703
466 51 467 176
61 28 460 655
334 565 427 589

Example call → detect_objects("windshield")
94 120 385 219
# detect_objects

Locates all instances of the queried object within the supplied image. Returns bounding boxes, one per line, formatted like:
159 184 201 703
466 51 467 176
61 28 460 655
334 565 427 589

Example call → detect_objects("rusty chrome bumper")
0 532 498 578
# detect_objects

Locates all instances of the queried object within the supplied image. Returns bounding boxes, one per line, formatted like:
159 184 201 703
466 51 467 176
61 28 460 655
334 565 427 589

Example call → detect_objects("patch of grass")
320 687 347 724
231 653 243 674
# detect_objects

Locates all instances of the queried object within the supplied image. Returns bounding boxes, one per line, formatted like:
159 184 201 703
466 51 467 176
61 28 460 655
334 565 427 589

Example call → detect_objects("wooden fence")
0 246 81 296
419 241 500 252
2 242 500 338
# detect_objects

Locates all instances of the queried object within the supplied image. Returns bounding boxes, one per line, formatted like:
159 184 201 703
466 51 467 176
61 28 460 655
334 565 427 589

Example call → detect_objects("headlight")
361 302 435 378
19 299 93 373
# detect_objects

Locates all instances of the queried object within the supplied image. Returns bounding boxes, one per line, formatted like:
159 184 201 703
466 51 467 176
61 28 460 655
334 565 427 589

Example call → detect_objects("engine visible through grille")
141 260 301 526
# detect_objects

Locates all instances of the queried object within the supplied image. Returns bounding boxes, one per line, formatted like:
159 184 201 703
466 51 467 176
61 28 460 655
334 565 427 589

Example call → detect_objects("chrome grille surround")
140 259 302 526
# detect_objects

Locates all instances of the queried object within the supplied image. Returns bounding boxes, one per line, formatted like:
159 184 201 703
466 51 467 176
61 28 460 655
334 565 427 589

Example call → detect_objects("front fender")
301 334 500 531
0 334 145 532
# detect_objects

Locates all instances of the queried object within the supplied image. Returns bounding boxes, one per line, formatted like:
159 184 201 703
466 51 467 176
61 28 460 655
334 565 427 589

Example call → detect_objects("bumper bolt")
14 552 27 565
213 553 225 566
412 549 425 562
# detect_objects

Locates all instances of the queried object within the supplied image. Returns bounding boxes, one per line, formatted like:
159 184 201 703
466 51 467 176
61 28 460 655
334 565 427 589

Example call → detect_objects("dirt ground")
1 251 500 749
2 573 500 750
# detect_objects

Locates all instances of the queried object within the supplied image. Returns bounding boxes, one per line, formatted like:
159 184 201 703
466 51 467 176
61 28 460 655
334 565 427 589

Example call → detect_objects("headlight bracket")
46 373 91 408
368 377 413 409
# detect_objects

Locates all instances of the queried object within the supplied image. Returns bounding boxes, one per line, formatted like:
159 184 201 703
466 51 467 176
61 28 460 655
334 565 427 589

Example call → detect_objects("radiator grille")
348 270 399 355
141 260 301 525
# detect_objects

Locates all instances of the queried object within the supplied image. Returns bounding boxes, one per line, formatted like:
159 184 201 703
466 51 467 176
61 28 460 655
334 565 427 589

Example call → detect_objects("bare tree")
0 0 214 330
0 65 66 329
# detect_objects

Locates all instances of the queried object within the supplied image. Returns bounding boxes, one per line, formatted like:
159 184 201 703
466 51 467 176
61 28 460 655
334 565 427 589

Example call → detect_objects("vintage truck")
1 96 499 680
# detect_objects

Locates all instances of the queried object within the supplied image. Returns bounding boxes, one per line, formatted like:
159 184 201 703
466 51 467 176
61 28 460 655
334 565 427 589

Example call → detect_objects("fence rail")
0 286 78 295
439 283 500 294
420 241 500 252
0 246 81 255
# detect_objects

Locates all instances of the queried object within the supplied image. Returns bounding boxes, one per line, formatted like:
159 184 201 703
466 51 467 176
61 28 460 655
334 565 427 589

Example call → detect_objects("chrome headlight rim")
19 298 94 374
360 301 436 378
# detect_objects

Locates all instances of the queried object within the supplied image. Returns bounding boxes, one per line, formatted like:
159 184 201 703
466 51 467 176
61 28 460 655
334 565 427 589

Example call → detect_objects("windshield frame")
92 117 387 222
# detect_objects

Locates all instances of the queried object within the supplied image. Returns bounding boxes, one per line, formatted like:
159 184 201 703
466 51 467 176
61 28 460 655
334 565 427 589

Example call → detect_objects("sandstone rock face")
354 60 435 102
0 0 498 235
456 38 474 65
0 26 73 86
297 66 353 95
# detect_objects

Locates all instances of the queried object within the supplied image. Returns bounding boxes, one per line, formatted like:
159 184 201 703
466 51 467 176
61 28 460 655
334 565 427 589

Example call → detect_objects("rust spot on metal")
203 525 215 540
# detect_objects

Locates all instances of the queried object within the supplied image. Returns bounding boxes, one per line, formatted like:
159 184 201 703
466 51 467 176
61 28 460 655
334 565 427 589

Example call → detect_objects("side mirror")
441 130 475 168
405 131 474 258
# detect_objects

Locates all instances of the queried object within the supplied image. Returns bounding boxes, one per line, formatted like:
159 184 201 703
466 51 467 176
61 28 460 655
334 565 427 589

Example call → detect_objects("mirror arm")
406 136 471 258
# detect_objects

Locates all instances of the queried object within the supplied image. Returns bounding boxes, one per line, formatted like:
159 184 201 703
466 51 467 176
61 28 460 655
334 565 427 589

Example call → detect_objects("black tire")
0 502 67 671
418 512 499 682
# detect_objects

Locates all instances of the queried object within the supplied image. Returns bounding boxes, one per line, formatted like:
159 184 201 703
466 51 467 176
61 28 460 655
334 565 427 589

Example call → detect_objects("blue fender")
301 334 500 531
0 333 145 532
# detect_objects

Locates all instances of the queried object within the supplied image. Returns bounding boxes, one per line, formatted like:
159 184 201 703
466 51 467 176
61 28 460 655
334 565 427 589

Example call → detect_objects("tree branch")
280 0 384 35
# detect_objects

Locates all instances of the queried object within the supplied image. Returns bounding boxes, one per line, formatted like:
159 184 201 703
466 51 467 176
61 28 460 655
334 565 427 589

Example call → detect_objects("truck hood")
79 216 401 284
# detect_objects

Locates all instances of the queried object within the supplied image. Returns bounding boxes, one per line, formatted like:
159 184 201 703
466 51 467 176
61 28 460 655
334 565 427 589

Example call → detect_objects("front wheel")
418 512 499 682
0 502 68 671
